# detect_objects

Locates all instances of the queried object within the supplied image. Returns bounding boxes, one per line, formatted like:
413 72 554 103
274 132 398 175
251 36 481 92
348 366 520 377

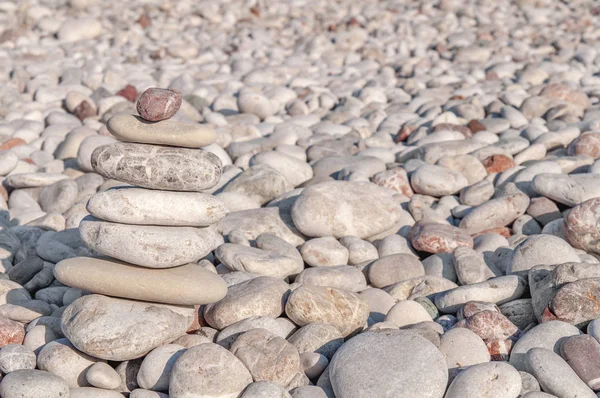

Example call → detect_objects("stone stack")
53 88 228 361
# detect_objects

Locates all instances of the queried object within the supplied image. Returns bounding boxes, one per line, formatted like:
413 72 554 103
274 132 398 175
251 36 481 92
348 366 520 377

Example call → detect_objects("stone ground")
0 0 599 397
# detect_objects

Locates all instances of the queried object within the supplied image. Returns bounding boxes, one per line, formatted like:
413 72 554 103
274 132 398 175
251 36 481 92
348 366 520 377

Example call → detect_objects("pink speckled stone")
136 88 182 122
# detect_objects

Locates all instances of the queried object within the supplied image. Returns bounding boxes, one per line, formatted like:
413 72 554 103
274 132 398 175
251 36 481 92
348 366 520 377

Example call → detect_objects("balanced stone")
91 142 222 191
87 187 228 226
55 257 227 305
107 114 216 148
62 295 194 361
136 88 182 122
79 216 222 268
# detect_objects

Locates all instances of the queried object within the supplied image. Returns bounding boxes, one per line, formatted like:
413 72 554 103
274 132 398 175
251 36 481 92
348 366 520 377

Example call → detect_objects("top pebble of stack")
136 87 182 121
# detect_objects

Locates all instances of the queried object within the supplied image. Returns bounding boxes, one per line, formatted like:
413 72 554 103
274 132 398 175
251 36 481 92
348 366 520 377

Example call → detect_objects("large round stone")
328 330 447 398
55 257 227 305
91 142 222 191
291 181 403 239
62 295 194 361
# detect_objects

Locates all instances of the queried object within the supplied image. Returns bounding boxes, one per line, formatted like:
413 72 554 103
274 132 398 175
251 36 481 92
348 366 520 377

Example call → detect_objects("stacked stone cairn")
53 87 228 362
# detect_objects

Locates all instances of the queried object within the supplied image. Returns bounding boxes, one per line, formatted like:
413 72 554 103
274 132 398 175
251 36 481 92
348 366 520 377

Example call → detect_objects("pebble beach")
0 0 600 397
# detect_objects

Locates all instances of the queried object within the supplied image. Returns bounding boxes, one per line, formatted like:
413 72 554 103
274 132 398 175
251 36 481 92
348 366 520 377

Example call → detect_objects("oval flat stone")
291 181 403 239
533 174 600 207
5 173 69 189
87 187 227 226
79 217 222 268
62 295 194 361
459 190 530 235
136 88 182 122
526 347 596 398
91 143 222 191
107 115 216 148
328 330 448 398
55 257 227 305
435 275 527 313
507 235 580 275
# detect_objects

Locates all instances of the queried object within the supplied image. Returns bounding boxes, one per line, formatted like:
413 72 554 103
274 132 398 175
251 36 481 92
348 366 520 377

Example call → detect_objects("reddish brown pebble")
0 316 25 347
482 155 516 174
467 120 487 133
136 87 182 122
396 125 416 142
486 339 514 361
455 310 521 342
560 335 600 390
137 14 151 28
409 221 474 254
22 158 34 165
567 132 600 159
0 138 26 151
542 278 600 327
117 84 138 102
72 100 96 121
457 302 500 320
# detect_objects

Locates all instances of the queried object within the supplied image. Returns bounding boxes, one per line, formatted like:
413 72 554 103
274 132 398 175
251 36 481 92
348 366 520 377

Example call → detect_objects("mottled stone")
136 88 182 122
565 198 600 255
371 168 414 196
91 143 222 191
285 285 369 337
410 221 473 254
0 317 25 348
